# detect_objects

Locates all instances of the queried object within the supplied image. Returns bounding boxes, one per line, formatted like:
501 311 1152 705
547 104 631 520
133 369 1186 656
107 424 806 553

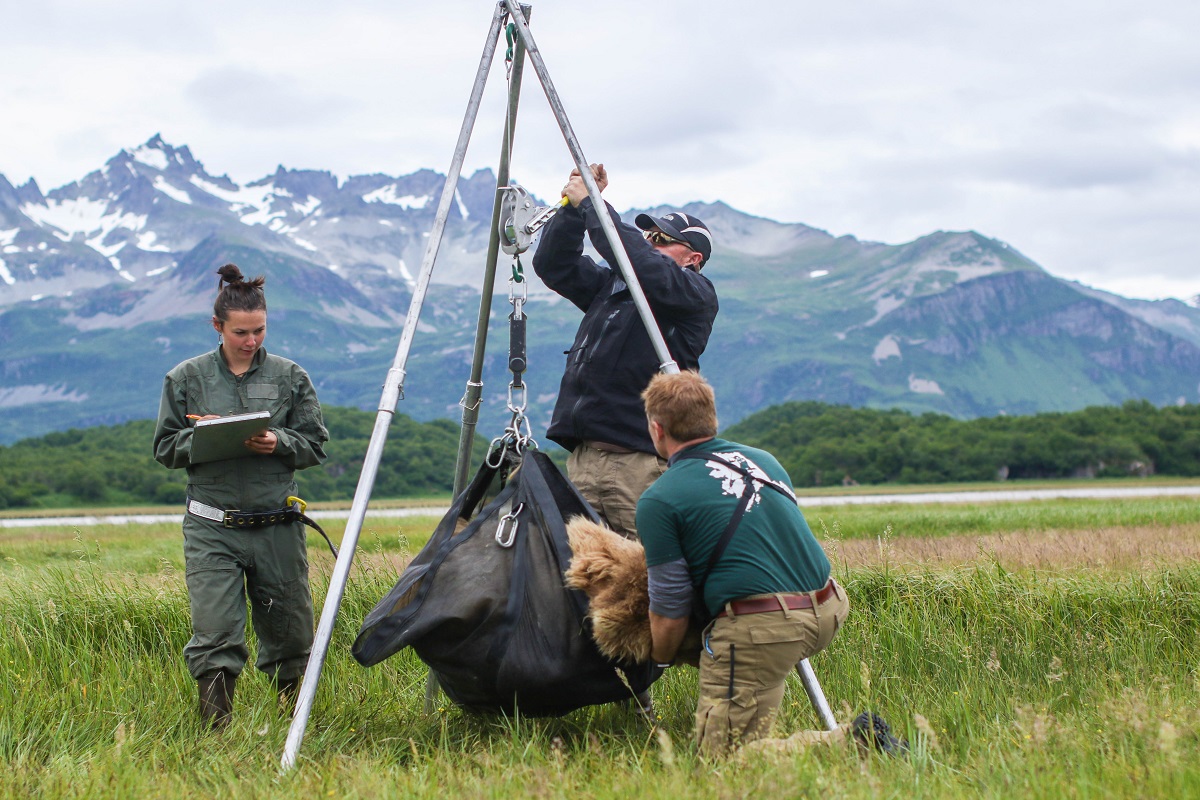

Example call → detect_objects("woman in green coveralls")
153 264 329 729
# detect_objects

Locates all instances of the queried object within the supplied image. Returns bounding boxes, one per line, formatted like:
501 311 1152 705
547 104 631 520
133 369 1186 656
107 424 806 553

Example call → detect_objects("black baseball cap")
635 211 713 268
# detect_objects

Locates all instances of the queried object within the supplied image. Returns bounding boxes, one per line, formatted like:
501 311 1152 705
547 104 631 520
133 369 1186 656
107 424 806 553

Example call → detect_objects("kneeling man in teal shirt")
636 371 849 757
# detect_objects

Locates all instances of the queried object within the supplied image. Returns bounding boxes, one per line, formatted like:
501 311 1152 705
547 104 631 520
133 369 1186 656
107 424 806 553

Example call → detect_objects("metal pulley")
498 184 565 255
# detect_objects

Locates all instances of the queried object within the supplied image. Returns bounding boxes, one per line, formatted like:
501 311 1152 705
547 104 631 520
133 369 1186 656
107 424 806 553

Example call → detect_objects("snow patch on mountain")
0 384 88 408
908 374 944 395
0 228 18 280
153 176 192 204
189 176 278 224
293 196 320 215
131 145 169 171
22 197 111 236
87 235 126 258
137 232 171 252
940 263 1003 283
873 334 901 363
363 186 429 209
868 295 905 325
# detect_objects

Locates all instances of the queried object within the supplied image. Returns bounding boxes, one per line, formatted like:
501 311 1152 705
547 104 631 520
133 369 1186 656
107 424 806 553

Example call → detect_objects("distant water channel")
4 485 1200 529
0 506 451 529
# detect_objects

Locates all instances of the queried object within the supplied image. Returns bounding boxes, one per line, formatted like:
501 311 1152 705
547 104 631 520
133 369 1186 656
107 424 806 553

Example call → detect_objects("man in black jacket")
532 164 719 539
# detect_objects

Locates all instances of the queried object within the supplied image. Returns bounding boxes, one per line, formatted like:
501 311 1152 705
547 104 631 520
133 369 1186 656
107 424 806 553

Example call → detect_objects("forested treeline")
725 399 1200 487
4 400 1200 509
0 406 484 510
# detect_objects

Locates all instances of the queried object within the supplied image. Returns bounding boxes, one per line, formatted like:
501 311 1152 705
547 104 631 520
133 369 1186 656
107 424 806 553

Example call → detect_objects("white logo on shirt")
703 452 784 511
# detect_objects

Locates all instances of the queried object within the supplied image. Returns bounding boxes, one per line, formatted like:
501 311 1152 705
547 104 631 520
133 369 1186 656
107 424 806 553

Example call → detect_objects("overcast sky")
3 0 1198 301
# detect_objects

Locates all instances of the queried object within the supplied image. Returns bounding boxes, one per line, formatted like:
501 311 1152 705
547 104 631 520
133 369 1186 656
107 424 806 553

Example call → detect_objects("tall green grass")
1 504 1198 798
806 496 1200 540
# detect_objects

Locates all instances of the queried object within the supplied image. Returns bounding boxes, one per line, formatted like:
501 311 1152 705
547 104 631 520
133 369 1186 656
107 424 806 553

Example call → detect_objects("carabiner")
495 502 524 548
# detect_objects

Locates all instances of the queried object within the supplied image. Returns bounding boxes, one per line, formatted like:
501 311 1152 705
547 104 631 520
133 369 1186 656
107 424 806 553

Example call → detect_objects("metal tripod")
280 1 836 771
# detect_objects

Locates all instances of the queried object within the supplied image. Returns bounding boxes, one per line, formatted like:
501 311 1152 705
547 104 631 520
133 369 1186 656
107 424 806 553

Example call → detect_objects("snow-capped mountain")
4 134 1200 447
1 134 504 306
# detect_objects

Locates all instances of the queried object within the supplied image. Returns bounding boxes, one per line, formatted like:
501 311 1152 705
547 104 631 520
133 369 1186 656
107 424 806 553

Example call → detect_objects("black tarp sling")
352 448 661 716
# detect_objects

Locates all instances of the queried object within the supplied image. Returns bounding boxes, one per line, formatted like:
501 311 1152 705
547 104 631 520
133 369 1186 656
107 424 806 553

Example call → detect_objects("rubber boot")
276 674 302 713
198 669 236 730
850 711 908 756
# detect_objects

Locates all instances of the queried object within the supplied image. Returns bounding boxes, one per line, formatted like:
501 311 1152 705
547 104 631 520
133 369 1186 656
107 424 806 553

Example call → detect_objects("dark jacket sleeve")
531 202 611 312
580 198 719 319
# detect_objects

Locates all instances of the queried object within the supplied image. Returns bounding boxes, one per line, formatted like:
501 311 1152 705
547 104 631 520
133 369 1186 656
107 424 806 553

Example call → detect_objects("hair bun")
217 263 245 285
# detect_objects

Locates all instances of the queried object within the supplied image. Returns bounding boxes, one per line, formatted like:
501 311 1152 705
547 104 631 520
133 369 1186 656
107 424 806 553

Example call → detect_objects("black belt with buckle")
186 496 338 557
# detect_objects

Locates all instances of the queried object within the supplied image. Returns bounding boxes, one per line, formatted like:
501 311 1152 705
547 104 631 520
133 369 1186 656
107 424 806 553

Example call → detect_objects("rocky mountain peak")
124 133 201 175
254 166 340 201
3 137 1200 446
15 178 45 207
0 174 19 211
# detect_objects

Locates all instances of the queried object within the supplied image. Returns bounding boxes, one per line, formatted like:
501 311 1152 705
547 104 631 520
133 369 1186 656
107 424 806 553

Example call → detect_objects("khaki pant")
182 515 314 681
695 581 850 757
566 446 666 539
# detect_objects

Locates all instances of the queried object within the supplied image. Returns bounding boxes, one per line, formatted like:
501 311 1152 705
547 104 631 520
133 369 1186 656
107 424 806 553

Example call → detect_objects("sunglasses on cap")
644 229 695 251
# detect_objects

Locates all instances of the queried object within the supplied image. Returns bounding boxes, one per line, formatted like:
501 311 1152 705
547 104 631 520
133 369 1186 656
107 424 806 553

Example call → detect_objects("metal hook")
495 502 524 547
507 383 527 415
486 436 510 468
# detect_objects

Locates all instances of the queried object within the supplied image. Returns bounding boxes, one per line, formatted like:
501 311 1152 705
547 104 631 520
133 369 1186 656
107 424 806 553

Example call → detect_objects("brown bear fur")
564 516 701 665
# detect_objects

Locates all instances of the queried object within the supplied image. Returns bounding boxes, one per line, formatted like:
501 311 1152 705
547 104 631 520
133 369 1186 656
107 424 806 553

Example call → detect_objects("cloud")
1 0 1199 301
184 68 357 129
976 147 1194 191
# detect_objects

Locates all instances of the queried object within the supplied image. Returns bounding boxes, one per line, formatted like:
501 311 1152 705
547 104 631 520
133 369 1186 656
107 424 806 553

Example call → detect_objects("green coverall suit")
153 346 328 681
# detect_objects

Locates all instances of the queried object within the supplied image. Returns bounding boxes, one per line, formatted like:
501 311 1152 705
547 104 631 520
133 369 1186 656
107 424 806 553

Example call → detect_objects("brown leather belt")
584 440 636 454
717 579 838 618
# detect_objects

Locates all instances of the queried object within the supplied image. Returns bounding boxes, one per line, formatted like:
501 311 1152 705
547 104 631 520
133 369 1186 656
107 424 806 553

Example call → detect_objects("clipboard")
190 411 271 463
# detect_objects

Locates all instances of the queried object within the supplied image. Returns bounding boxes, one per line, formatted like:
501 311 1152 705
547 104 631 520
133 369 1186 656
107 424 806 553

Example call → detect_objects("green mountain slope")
4 205 1200 446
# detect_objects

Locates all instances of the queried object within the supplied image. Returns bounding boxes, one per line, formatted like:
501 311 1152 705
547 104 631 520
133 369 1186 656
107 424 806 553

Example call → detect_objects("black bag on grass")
351 449 660 716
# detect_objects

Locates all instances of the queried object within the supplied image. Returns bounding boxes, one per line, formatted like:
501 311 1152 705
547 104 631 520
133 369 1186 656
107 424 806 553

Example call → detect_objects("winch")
498 184 567 255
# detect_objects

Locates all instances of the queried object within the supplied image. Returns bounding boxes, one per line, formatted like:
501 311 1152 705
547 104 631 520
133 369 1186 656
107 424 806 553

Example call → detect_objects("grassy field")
2 497 1198 798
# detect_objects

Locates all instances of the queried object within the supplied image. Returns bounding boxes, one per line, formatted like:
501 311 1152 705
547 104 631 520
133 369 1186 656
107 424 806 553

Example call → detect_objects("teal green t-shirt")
635 438 831 618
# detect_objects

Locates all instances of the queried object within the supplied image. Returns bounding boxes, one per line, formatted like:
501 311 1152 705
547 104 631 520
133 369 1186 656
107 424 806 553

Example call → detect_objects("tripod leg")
423 669 441 713
279 1 510 774
795 658 838 731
